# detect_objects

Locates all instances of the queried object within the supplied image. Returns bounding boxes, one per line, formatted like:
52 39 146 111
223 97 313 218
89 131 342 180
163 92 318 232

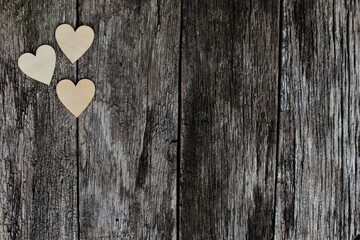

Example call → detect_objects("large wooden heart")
55 24 94 63
18 45 56 85
56 79 95 117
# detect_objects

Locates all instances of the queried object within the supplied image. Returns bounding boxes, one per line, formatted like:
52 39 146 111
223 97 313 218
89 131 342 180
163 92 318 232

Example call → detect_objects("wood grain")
0 1 78 239
1 0 360 239
76 0 181 239
180 0 280 239
275 0 360 239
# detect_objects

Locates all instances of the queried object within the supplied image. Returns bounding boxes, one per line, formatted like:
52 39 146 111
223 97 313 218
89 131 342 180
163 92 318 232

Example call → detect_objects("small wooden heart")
55 24 94 63
56 79 95 117
18 45 56 85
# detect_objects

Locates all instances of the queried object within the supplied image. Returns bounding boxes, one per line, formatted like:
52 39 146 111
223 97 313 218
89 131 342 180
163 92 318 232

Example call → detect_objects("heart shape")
55 24 94 63
56 79 95 117
18 45 56 85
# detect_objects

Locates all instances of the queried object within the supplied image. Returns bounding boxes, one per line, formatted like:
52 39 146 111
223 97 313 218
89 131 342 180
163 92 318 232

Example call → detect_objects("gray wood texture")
275 1 360 239
0 0 359 239
180 0 280 239
76 0 180 239
0 1 78 239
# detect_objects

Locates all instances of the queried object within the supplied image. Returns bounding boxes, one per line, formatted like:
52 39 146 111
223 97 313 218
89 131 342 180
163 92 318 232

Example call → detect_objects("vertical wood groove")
75 1 80 239
177 0 183 239
273 0 284 238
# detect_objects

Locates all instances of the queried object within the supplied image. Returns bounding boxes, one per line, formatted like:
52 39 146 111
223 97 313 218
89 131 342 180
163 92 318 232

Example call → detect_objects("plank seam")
176 0 183 239
272 0 284 239
75 0 80 238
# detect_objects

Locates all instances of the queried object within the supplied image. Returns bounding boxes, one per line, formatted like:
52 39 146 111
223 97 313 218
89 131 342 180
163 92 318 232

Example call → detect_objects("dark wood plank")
180 0 280 239
77 0 181 239
0 0 78 239
275 0 360 239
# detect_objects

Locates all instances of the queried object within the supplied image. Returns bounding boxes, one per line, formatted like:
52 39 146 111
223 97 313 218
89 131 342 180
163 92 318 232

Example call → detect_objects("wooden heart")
56 79 95 117
18 45 56 85
55 24 94 63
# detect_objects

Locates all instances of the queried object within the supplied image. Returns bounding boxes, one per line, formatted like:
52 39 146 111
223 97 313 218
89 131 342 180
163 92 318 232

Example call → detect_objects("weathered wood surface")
275 1 360 239
0 0 360 239
77 0 180 239
0 1 78 239
180 0 280 239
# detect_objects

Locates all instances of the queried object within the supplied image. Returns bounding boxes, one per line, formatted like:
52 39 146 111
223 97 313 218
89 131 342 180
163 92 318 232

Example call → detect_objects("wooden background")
1 0 359 239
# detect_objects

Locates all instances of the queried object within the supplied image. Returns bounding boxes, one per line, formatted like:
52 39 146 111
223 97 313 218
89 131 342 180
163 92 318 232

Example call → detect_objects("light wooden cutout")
18 45 56 85
56 79 95 117
55 24 94 63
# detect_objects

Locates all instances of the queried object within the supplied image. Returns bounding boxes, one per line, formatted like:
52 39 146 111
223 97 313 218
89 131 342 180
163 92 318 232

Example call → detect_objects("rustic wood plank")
180 0 280 239
0 1 78 239
2 0 359 239
275 0 360 239
77 0 181 239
